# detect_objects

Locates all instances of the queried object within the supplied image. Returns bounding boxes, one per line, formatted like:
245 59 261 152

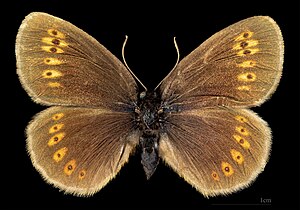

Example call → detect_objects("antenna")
122 35 147 91
154 37 180 90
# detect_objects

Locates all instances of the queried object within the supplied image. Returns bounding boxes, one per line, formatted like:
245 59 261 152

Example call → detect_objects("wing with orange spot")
27 106 139 196
159 107 271 197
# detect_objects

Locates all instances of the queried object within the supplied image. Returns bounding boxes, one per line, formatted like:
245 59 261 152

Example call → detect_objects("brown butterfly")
16 12 283 197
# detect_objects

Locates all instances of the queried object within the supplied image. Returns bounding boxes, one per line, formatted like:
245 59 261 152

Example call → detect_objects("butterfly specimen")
16 12 283 197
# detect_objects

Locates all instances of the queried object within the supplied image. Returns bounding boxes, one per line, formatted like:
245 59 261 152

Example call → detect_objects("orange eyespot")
221 162 234 176
53 147 68 162
211 171 220 181
48 132 65 146
52 113 64 121
79 170 86 180
230 149 244 164
64 159 77 176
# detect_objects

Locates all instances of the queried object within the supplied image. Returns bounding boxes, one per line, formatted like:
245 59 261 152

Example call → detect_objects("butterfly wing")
27 106 139 196
159 107 271 197
158 16 283 197
160 16 283 109
16 13 140 196
16 12 137 111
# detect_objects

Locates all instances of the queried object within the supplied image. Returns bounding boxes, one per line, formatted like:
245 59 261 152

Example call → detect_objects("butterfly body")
16 13 283 197
135 91 163 179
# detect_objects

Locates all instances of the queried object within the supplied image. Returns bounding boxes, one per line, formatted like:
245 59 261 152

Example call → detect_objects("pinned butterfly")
16 12 283 197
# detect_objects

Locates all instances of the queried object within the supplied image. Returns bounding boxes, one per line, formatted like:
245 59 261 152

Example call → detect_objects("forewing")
159 107 271 197
160 16 283 109
27 107 139 196
16 12 137 110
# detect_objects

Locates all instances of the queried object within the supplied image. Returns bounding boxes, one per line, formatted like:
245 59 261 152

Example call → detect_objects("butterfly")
16 12 283 197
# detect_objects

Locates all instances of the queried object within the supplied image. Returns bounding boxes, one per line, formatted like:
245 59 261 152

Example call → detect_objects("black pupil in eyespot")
52 39 60 45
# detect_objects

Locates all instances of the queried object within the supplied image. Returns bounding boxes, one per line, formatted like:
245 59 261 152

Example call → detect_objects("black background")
6 0 299 209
